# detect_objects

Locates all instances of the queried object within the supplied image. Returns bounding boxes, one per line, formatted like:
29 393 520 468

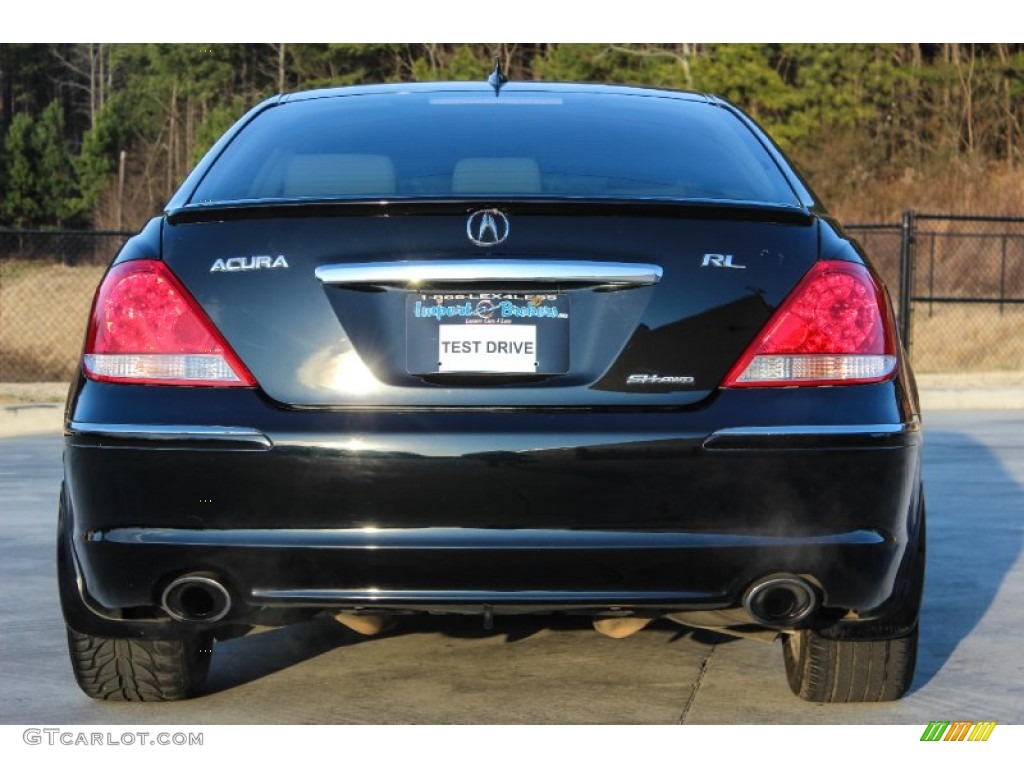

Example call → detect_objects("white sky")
3 1 1008 43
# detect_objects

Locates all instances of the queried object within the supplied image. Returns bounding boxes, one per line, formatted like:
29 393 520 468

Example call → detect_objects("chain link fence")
1 217 1022 382
0 229 131 382
848 214 1024 373
843 222 903 308
908 214 1024 373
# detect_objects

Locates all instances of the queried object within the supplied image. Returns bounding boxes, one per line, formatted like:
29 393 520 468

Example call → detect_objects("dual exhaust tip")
743 575 818 628
161 573 232 623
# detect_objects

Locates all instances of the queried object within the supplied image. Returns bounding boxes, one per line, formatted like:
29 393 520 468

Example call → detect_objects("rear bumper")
62 379 922 633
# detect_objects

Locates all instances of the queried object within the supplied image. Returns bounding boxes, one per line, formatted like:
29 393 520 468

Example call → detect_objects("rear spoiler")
166 198 815 226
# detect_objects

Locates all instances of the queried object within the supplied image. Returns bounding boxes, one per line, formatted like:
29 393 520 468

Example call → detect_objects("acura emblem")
466 209 510 247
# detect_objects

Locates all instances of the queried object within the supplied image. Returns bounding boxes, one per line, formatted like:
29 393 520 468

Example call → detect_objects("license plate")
406 293 569 374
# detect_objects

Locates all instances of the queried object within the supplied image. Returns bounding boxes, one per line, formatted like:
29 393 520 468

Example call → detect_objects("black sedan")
60 71 924 704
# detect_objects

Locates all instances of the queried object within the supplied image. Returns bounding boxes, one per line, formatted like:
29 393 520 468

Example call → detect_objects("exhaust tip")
162 574 232 623
743 575 817 627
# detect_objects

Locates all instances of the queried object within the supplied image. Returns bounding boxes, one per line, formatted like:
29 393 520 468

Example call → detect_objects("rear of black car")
60 83 924 704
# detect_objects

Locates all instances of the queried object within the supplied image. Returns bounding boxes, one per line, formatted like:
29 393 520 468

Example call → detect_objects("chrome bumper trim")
90 526 885 549
250 588 717 606
68 422 272 448
703 422 920 451
710 423 918 438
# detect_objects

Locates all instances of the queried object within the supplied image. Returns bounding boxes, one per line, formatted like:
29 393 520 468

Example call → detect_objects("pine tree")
1 112 40 227
0 131 7 212
34 100 80 227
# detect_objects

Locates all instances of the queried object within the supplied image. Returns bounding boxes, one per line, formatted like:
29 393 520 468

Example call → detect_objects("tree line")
0 43 1021 229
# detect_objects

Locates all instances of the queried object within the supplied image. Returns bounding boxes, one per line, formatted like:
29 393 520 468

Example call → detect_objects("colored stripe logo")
921 721 997 741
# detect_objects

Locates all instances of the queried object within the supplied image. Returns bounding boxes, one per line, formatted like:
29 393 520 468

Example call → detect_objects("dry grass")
830 167 1024 223
0 261 106 382
797 135 1024 223
909 304 1024 373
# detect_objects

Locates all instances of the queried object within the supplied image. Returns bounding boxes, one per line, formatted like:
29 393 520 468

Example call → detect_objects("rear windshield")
190 91 799 206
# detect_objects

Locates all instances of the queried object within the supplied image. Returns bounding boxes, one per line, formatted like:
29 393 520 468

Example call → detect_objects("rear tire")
66 627 212 702
58 488 212 701
783 488 925 702
782 626 917 702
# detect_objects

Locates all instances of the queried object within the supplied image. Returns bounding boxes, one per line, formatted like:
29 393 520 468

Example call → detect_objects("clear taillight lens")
83 260 255 387
722 261 897 387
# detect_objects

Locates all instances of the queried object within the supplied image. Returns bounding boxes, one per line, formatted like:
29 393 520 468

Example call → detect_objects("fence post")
898 210 916 353
999 234 1007 316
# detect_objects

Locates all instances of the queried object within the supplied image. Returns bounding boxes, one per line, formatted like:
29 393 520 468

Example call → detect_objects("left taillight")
83 259 256 387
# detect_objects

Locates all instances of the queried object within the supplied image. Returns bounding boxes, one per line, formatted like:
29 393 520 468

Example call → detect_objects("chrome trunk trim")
315 259 663 287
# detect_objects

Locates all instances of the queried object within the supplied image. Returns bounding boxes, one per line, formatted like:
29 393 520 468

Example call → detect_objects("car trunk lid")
162 200 818 407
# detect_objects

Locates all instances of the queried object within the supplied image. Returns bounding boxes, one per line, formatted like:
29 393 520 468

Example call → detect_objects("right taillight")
722 260 897 387
83 259 255 387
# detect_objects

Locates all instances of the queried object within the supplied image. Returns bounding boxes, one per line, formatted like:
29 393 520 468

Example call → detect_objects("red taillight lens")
722 261 897 387
83 260 255 386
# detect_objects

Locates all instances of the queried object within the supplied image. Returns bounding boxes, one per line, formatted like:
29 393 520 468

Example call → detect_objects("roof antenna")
487 58 508 95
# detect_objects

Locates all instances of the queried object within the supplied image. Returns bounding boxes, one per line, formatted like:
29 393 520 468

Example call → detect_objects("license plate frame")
406 293 570 375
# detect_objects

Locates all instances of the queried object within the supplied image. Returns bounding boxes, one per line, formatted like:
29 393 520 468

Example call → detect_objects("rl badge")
439 324 537 373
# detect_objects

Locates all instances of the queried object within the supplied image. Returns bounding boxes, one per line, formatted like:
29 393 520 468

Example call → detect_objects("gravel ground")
0 382 70 404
